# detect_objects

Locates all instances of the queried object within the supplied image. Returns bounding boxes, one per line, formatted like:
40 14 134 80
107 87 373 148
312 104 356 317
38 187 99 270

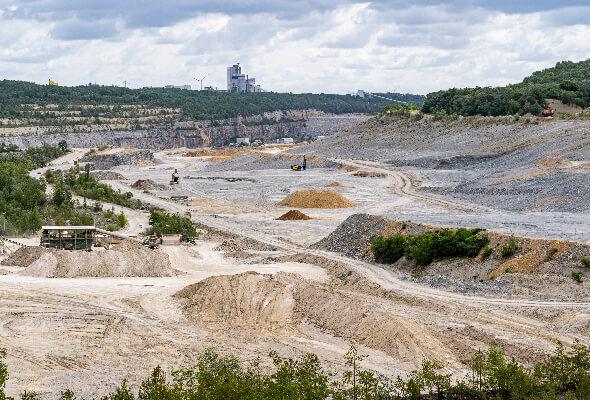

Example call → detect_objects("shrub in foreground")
2 342 590 400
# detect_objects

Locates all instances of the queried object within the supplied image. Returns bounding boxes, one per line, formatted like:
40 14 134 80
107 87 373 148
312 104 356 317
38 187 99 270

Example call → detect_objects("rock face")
81 149 154 169
1 110 367 150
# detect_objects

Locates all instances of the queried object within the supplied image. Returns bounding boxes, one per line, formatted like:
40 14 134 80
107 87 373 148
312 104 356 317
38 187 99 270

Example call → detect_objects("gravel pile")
131 179 168 191
314 213 590 298
214 239 248 253
90 170 126 180
18 240 179 278
277 190 354 209
312 214 391 258
1 246 48 268
81 149 154 169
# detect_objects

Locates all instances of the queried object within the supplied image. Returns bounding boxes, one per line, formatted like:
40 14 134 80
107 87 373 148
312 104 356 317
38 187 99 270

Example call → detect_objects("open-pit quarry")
1 115 590 397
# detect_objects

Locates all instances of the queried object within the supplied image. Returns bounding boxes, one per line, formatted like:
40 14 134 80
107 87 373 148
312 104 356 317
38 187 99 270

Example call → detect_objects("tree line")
1 341 590 399
0 80 424 122
421 59 590 116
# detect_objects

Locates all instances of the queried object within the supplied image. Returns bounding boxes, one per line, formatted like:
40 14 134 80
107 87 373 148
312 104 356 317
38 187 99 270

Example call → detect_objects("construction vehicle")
48 79 58 86
180 234 196 244
41 226 149 250
542 107 555 117
170 169 180 185
290 155 307 171
142 235 162 249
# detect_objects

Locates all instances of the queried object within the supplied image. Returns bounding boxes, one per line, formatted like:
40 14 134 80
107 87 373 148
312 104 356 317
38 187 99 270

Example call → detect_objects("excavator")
291 155 307 171
170 169 180 185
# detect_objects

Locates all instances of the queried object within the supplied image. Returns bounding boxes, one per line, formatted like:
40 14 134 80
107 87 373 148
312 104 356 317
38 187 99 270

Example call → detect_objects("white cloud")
0 1 588 94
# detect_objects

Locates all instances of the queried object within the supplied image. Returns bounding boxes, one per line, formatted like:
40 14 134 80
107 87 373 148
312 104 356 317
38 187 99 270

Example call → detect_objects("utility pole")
123 80 130 88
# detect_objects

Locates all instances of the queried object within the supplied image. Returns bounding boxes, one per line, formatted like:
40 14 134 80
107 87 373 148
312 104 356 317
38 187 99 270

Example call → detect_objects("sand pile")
174 271 445 362
276 210 312 221
174 272 295 331
20 240 178 278
293 285 448 363
1 246 49 268
131 179 168 191
277 190 354 209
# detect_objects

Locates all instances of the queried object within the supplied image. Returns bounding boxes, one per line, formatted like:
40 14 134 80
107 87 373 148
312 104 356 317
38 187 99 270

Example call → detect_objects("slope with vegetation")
0 80 423 126
0 144 130 235
422 59 590 116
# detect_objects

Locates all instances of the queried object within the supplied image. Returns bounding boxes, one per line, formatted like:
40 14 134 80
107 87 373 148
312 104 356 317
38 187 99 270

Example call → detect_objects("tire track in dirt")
334 158 490 213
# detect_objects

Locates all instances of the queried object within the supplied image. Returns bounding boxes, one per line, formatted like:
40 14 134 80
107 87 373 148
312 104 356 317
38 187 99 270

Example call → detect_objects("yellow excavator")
291 155 307 171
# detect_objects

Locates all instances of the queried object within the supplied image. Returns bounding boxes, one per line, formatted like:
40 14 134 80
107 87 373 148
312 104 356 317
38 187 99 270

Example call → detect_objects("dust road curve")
332 158 492 213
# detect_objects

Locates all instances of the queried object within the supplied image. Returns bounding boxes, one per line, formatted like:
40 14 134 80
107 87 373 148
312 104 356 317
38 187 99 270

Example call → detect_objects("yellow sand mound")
277 190 354 209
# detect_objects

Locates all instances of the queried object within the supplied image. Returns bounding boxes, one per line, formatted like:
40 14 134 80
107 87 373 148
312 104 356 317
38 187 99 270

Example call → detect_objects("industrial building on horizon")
227 63 262 93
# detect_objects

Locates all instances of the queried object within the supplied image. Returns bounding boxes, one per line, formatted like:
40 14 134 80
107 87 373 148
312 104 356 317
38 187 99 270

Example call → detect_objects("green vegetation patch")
371 228 489 266
500 236 519 258
0 144 68 235
146 210 198 238
46 167 145 210
422 59 590 117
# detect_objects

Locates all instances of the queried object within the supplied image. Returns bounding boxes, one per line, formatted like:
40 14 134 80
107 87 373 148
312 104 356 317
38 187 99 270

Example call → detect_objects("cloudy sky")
0 1 589 94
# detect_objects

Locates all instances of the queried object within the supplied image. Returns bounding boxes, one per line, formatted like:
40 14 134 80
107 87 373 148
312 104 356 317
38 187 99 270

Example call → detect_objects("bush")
60 168 145 210
147 210 198 238
371 228 489 267
481 246 493 259
500 236 519 258
582 258 590 268
572 271 584 284
370 235 406 264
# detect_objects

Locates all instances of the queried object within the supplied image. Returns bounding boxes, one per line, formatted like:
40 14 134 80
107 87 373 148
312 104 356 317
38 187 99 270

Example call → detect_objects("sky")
0 1 589 94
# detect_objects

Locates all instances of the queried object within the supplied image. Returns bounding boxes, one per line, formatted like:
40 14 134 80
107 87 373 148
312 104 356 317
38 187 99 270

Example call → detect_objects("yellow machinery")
48 79 58 86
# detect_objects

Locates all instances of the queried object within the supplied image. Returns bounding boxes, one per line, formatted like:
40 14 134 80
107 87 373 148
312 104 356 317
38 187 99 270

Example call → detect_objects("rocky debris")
214 239 248 253
81 149 154 169
352 170 387 178
91 170 126 180
1 246 48 268
131 179 168 191
277 190 354 209
18 240 180 278
276 210 312 221
313 214 394 259
299 116 590 212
